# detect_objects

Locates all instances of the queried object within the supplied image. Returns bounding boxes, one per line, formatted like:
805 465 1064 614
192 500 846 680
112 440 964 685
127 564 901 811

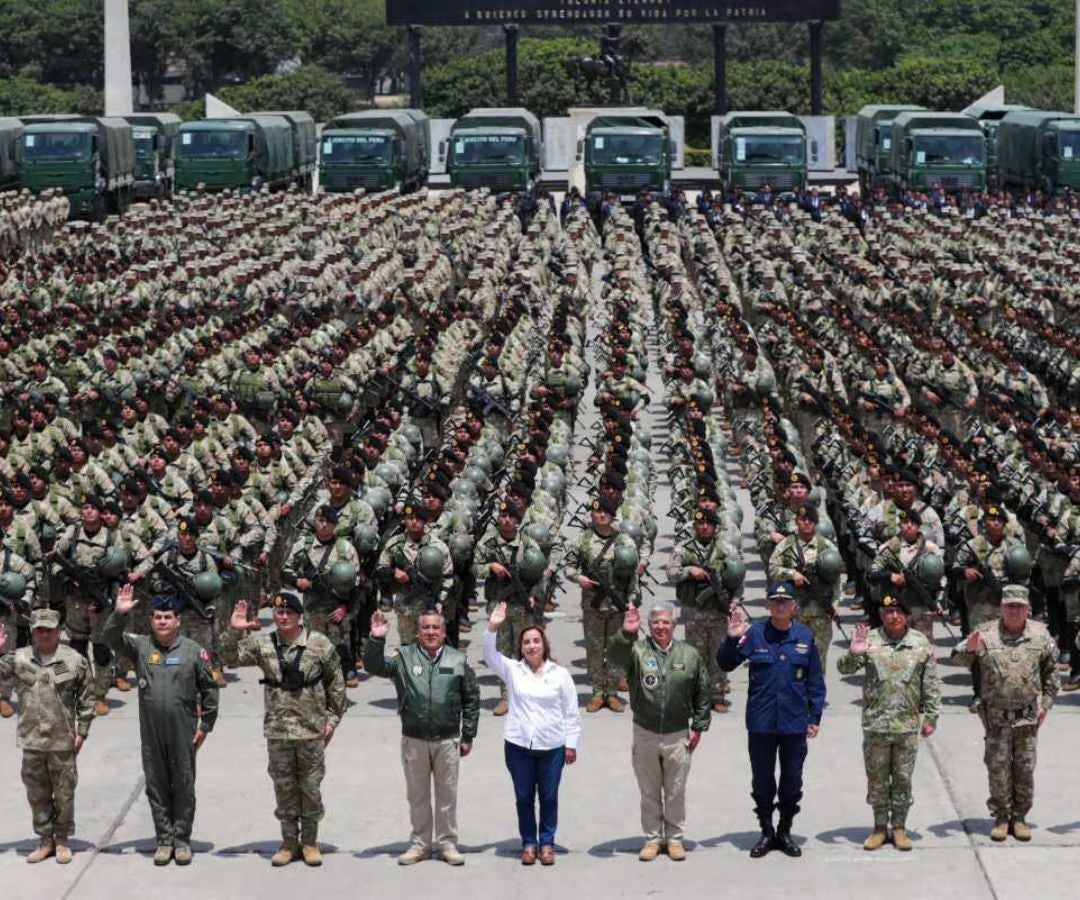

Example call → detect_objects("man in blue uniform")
719 581 825 858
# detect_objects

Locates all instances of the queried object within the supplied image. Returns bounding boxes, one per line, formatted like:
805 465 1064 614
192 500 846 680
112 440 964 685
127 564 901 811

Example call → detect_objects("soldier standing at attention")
227 593 346 867
952 585 1058 842
104 585 219 866
837 594 941 851
0 610 94 865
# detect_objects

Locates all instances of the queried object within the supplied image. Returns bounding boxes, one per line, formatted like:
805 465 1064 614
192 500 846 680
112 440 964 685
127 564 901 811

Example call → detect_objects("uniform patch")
165 657 181 666
642 673 659 690
643 657 659 670
412 664 423 676
795 643 810 655
672 663 685 670
200 649 210 662
148 652 161 665
53 662 69 675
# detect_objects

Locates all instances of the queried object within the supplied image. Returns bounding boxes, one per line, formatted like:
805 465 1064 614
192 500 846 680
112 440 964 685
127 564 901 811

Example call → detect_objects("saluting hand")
622 605 642 634
727 607 749 639
488 601 507 633
849 622 870 656
965 629 983 654
370 609 390 639
114 583 137 615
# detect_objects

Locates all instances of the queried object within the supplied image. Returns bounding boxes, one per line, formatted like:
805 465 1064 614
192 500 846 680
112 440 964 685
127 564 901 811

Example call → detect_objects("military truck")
122 113 181 198
963 103 1031 189
715 111 807 194
261 111 317 191
442 108 542 192
580 109 672 199
175 115 307 193
995 110 1080 194
887 112 987 196
15 116 135 219
855 104 926 196
321 109 430 193
0 118 21 189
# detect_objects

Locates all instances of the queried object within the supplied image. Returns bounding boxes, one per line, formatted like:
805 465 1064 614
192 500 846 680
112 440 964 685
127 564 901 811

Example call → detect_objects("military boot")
774 816 801 857
990 818 1009 841
301 845 322 867
271 844 299 867
173 844 192 866
892 828 913 851
750 825 774 859
26 838 55 864
93 699 110 717
1011 818 1031 842
585 694 606 713
863 827 887 851
54 838 72 865
153 844 173 866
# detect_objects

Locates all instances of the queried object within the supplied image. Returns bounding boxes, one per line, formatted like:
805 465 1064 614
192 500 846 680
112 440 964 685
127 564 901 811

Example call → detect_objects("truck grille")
746 172 795 190
459 172 518 190
598 173 654 191
931 172 979 189
326 171 382 190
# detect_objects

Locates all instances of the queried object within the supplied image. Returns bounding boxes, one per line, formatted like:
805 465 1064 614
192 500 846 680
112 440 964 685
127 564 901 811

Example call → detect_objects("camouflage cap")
30 609 61 630
1001 584 1030 606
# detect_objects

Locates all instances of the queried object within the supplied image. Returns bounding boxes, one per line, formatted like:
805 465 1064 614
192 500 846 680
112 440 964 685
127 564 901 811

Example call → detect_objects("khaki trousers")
401 736 460 852
631 723 691 843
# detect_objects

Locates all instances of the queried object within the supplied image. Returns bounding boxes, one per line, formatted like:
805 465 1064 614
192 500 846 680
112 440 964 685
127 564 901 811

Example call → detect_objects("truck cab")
890 113 986 196
176 119 260 191
717 112 807 195
321 109 429 193
582 118 671 200
855 105 926 196
443 108 541 193
123 113 181 197
997 110 1080 194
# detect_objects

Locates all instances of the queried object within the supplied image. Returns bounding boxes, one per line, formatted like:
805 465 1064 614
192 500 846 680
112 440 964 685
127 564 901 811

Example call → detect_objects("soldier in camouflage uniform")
952 585 1058 842
767 504 844 669
564 496 639 713
282 505 360 685
666 507 741 711
0 610 94 865
868 508 944 639
837 595 941 851
227 593 346 867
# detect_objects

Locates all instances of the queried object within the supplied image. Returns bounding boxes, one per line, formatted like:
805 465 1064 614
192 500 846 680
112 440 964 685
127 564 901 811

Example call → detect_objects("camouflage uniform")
0 642 94 840
229 627 346 848
768 532 843 669
282 534 360 652
954 618 1059 822
837 628 941 828
953 533 1028 629
376 530 452 646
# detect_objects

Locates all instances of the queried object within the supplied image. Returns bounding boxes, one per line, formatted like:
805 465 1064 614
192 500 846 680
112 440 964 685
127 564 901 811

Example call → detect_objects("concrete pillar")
809 20 823 116
408 25 422 109
505 25 519 105
104 0 134 115
713 23 727 115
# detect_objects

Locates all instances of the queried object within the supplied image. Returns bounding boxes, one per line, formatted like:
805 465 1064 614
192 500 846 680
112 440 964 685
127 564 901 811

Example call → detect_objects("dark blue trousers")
504 741 566 847
748 732 808 824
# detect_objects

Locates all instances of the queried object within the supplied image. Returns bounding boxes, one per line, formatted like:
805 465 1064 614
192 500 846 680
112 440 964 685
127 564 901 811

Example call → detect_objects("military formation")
0 178 1071 867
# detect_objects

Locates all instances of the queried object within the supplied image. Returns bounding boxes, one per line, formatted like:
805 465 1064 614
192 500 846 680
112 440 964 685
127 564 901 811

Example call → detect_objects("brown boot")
93 700 110 717
666 839 686 861
990 818 1009 841
0 698 14 718
54 838 72 865
606 694 624 713
585 694 606 713
271 844 299 867
892 828 913 851
638 841 661 862
863 827 887 851
301 845 322 867
26 838 54 864
114 675 132 692
1011 818 1031 842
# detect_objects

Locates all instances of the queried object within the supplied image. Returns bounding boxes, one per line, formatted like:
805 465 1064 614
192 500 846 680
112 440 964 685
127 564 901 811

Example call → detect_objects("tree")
218 66 358 122
0 77 100 116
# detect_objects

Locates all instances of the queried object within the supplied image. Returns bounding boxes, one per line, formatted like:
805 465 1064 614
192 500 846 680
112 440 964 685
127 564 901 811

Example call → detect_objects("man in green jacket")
611 603 711 863
104 584 219 867
364 608 479 867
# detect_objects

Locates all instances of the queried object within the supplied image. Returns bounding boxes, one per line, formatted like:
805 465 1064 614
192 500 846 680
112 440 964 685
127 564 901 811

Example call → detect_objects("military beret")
602 470 626 491
330 466 354 486
194 489 214 504
795 504 819 523
13 471 32 491
497 501 523 520
315 504 340 523
789 472 811 489
880 593 911 615
402 503 428 521
81 495 102 511
898 507 922 525
593 496 619 517
694 507 720 526
271 591 304 614
984 505 1006 521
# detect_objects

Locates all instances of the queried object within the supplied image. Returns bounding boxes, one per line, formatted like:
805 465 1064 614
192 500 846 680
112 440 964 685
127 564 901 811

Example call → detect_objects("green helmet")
484 442 505 468
563 373 583 394
754 369 776 395
542 472 566 496
629 448 651 468
816 548 844 584
463 465 488 487
449 534 474 568
373 462 402 490
693 353 712 378
334 392 354 416
191 570 223 601
721 558 747 592
362 486 392 517
1005 545 1033 582
399 424 422 448
524 524 554 554
452 477 478 499
612 542 639 584
355 524 380 555
327 561 357 596
691 387 715 409
470 454 493 477
545 444 569 467
620 521 643 543
636 429 652 450
417 545 445 582
0 572 26 601
518 546 548 585
914 552 945 584
815 518 836 541
96 546 129 580
255 390 277 411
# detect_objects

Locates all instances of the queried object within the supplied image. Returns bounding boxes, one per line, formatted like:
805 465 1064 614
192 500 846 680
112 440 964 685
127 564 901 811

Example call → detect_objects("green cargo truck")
122 112 181 198
995 109 1080 195
16 116 135 219
855 104 926 196
581 109 672 199
443 108 541 192
261 111 317 191
0 118 21 189
888 112 987 196
716 111 806 194
963 103 1030 189
320 109 430 193
175 115 301 193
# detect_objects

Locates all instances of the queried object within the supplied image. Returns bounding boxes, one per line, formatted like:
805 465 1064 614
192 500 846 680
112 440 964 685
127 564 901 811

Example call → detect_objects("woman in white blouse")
484 601 581 866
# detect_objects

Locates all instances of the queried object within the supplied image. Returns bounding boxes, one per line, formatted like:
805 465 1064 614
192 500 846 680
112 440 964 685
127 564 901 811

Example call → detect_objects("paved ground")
3 301 1080 900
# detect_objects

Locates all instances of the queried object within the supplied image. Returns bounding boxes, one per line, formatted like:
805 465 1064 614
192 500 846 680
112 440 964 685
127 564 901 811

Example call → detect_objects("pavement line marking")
61 773 146 899
927 736 999 900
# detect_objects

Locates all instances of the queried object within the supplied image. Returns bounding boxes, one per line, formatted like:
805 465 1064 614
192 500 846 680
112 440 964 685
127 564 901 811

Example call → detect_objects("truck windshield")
454 135 525 165
1058 131 1080 160
20 132 91 162
736 136 804 164
178 130 248 160
133 131 155 160
323 135 392 164
592 134 663 165
914 136 984 165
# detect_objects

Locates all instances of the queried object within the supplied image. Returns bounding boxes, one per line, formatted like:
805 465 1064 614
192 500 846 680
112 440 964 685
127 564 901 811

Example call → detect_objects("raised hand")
230 600 250 631
114 583 137 615
622 604 642 634
370 609 390 639
487 601 507 633
0 619 8 649
727 606 750 639
965 629 983 654
850 622 870 655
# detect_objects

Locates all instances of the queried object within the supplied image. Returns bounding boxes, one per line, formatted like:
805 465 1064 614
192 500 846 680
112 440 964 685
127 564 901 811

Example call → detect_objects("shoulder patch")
199 649 210 663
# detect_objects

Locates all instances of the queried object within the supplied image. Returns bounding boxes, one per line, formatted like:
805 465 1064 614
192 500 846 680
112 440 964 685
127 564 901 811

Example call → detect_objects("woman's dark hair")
516 624 553 663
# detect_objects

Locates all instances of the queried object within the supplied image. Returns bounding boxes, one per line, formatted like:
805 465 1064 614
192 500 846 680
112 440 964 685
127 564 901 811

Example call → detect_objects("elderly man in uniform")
227 593 346 867
104 585 219 866
0 610 94 865
611 603 711 862
952 584 1058 842
364 608 479 867
837 594 941 851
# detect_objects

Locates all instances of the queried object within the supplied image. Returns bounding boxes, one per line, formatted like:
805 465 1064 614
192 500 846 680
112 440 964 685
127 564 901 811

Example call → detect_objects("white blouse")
482 631 582 751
